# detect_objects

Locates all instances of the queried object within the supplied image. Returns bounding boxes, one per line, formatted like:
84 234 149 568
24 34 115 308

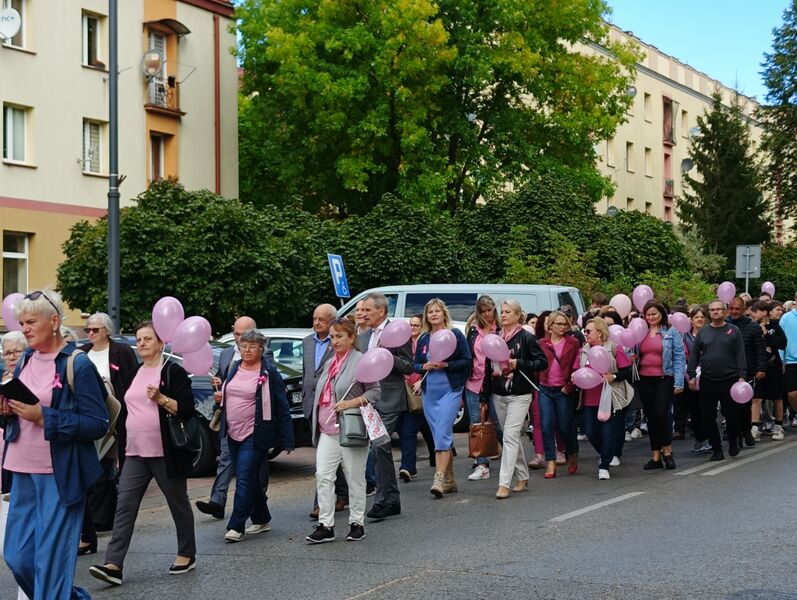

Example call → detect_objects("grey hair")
87 312 116 335
1 331 27 350
367 292 388 313
239 328 267 351
60 327 77 342
13 289 64 322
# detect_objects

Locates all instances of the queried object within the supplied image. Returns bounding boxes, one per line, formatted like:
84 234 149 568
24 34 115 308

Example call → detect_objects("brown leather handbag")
468 403 500 459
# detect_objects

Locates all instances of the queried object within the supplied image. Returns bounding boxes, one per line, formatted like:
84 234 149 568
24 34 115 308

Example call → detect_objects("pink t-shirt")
639 334 664 377
575 346 632 407
545 339 567 387
224 367 260 442
4 351 57 474
124 366 164 457
466 327 494 394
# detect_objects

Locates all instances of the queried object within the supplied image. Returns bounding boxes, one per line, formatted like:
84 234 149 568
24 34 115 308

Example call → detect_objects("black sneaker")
89 564 123 586
729 444 740 457
710 449 725 461
305 524 335 544
643 459 664 470
365 482 376 497
346 523 366 541
366 503 401 521
662 454 676 470
195 500 224 520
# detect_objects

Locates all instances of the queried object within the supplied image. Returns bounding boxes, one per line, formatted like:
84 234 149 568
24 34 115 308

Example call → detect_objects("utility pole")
107 0 120 331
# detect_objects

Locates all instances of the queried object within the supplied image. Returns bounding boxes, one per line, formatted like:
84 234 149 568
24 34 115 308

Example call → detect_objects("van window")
557 292 576 312
339 293 398 319
405 293 478 322
505 294 539 316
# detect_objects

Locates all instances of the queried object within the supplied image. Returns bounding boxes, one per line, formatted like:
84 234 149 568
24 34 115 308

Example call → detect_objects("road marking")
702 441 797 476
674 461 720 476
549 492 645 522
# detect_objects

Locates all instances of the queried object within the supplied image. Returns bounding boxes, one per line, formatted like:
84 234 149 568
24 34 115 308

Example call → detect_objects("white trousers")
316 433 368 528
493 393 532 488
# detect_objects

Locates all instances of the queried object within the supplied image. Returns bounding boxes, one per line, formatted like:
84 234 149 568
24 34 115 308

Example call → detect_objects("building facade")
1 0 237 328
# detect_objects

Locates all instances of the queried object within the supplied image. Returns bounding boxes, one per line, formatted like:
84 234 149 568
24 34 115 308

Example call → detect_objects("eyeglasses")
239 344 261 352
24 291 59 316
584 328 595 334
2 349 22 358
83 327 105 334
708 308 725 312
551 321 569 327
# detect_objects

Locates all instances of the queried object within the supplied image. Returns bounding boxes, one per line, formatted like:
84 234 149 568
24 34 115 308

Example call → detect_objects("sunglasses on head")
83 327 105 334
24 291 59 316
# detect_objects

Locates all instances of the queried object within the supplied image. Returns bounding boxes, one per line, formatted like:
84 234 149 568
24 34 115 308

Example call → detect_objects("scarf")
319 350 351 406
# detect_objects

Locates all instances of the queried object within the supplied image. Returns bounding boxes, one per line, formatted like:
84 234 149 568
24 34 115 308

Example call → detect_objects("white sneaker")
245 523 271 534
624 431 632 442
609 456 621 467
630 428 642 439
772 424 785 441
700 441 713 452
791 417 797 428
751 425 761 442
224 529 244 543
598 469 611 480
467 465 490 481
577 433 587 441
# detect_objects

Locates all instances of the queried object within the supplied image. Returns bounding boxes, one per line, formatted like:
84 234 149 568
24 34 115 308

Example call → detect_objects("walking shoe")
691 441 704 453
700 441 713 452
309 506 319 520
577 433 588 441
710 449 724 461
169 557 196 575
527 455 545 469
442 472 458 494
672 431 684 440
495 485 510 499
609 456 621 467
430 472 445 499
639 421 648 434
625 431 632 442
245 522 271 535
598 469 611 480
467 465 490 481
555 451 567 465
630 428 642 439
791 416 797 428
398 468 414 482
729 444 740 457
335 498 348 511
772 424 785 441
643 459 664 470
761 422 774 435
751 425 761 442
365 482 377 497
743 432 756 447
195 500 224 520
89 565 123 586
224 529 244 543
346 523 366 541
663 454 676 470
366 503 400 520
305 525 335 544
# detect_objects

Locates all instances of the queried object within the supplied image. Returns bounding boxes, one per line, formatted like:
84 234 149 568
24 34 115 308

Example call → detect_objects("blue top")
414 328 472 391
313 334 331 371
4 343 109 507
780 310 797 365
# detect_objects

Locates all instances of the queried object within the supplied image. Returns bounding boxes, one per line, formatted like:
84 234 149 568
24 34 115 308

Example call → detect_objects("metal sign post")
735 245 761 294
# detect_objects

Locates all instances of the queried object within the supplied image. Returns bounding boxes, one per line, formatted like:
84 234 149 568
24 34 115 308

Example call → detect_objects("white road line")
702 441 797 476
674 461 719 476
549 492 645 522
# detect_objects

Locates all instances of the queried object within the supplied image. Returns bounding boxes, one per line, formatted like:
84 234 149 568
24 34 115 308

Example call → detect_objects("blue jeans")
464 389 499 466
583 406 624 470
5 473 90 599
537 385 578 461
227 436 270 533
397 412 419 474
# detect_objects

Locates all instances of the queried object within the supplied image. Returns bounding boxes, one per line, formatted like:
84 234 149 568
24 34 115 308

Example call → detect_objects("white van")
337 284 586 323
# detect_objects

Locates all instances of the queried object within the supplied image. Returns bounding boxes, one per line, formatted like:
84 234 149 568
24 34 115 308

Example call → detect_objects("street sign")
0 8 21 40
735 244 761 294
327 253 350 298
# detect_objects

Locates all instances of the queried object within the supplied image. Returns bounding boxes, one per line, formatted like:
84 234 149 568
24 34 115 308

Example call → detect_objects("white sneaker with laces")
751 425 761 442
630 428 642 439
609 456 621 467
467 465 490 481
772 424 785 441
245 523 271 534
598 469 611 480
224 529 244 543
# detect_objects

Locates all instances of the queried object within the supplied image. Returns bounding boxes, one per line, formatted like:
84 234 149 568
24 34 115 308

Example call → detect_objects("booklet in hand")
0 378 39 405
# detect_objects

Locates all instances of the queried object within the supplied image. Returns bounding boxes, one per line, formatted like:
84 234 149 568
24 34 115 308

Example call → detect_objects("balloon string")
517 371 540 392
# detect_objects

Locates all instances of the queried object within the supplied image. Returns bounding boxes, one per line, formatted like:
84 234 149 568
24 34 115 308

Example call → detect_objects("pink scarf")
319 350 350 406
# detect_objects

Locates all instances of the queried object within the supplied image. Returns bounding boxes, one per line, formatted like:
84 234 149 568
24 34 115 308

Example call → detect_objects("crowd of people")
0 286 795 597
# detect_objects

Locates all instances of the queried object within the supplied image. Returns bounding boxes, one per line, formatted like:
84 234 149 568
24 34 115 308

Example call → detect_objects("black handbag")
167 414 201 451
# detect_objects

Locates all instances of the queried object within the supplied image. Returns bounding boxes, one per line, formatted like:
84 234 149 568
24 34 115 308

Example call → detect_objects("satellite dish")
0 8 21 40
141 49 164 78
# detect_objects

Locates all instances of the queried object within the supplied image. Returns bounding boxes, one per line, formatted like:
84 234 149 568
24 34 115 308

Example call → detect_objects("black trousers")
699 377 739 451
683 387 705 442
638 375 674 451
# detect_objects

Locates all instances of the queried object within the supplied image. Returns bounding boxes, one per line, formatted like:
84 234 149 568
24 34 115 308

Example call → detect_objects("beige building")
1 0 237 329
584 25 766 229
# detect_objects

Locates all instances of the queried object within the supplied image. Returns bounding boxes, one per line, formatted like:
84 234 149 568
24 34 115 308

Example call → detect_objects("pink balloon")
182 343 213 375
379 320 412 349
482 333 510 362
717 281 736 304
608 324 624 345
2 293 23 331
355 347 394 383
171 316 211 354
610 294 632 319
573 367 603 390
761 281 775 298
587 345 611 374
619 328 637 348
730 381 753 404
670 312 690 334
428 329 457 362
628 317 649 344
632 285 654 312
152 296 185 343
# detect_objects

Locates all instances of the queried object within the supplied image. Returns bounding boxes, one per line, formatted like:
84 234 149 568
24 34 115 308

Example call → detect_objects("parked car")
217 328 311 373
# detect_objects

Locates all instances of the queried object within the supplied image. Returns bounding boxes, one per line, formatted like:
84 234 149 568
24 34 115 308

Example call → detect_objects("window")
150 133 164 181
2 232 28 298
606 138 615 167
1 0 24 48
625 141 634 172
644 147 652 177
147 31 168 106
644 202 652 215
83 119 101 174
267 338 304 371
681 109 689 137
82 12 103 67
405 293 478 322
2 104 26 162
643 93 652 122
626 197 635 211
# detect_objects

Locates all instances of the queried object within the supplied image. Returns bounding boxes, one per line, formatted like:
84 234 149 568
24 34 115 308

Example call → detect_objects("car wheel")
453 404 469 433
189 420 218 477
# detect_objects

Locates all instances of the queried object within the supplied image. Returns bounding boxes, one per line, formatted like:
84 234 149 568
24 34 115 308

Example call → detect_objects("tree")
677 92 770 266
759 0 797 223
237 0 639 214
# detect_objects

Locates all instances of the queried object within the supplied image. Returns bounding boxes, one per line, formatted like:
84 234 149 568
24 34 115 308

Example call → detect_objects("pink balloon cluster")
152 297 212 375
1 293 23 331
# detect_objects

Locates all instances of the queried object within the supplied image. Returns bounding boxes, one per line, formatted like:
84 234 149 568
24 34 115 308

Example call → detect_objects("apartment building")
1 0 237 328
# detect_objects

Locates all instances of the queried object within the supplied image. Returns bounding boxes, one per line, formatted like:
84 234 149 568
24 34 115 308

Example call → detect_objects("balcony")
663 178 675 197
145 76 185 117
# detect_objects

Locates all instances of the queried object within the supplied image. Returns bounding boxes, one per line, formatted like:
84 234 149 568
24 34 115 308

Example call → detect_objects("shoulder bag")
468 403 500 459
405 381 423 414
162 362 201 452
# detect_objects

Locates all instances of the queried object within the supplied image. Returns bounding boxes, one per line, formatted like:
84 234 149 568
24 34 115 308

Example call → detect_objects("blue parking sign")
327 254 350 298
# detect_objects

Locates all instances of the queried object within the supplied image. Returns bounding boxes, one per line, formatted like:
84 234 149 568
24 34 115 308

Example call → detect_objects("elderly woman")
1 331 27 384
484 299 547 499
1 290 108 599
415 298 471 498
78 312 138 555
306 318 379 544
573 317 632 480
89 321 196 586
220 329 293 543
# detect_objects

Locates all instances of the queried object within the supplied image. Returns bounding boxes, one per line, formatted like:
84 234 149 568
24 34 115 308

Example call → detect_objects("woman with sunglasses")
1 290 108 599
77 312 138 556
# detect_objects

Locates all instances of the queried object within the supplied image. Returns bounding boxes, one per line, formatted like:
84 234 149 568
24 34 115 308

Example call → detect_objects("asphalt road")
3 431 797 600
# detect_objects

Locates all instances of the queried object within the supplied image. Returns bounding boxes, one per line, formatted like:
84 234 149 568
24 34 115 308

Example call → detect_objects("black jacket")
483 329 548 397
726 315 768 378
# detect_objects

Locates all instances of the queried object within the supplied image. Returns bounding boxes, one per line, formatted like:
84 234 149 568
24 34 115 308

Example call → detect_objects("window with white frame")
1 0 24 48
147 31 168 106
83 119 101 173
2 232 28 298
82 12 103 67
2 104 26 162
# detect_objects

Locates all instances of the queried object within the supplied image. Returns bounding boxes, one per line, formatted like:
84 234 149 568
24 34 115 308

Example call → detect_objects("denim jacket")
637 326 686 390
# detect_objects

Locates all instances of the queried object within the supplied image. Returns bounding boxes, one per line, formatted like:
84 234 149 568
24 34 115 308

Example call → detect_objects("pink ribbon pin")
110 363 120 372
53 373 63 389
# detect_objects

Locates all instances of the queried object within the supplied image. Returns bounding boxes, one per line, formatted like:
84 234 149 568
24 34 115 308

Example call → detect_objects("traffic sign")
735 245 761 294
327 253 350 298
